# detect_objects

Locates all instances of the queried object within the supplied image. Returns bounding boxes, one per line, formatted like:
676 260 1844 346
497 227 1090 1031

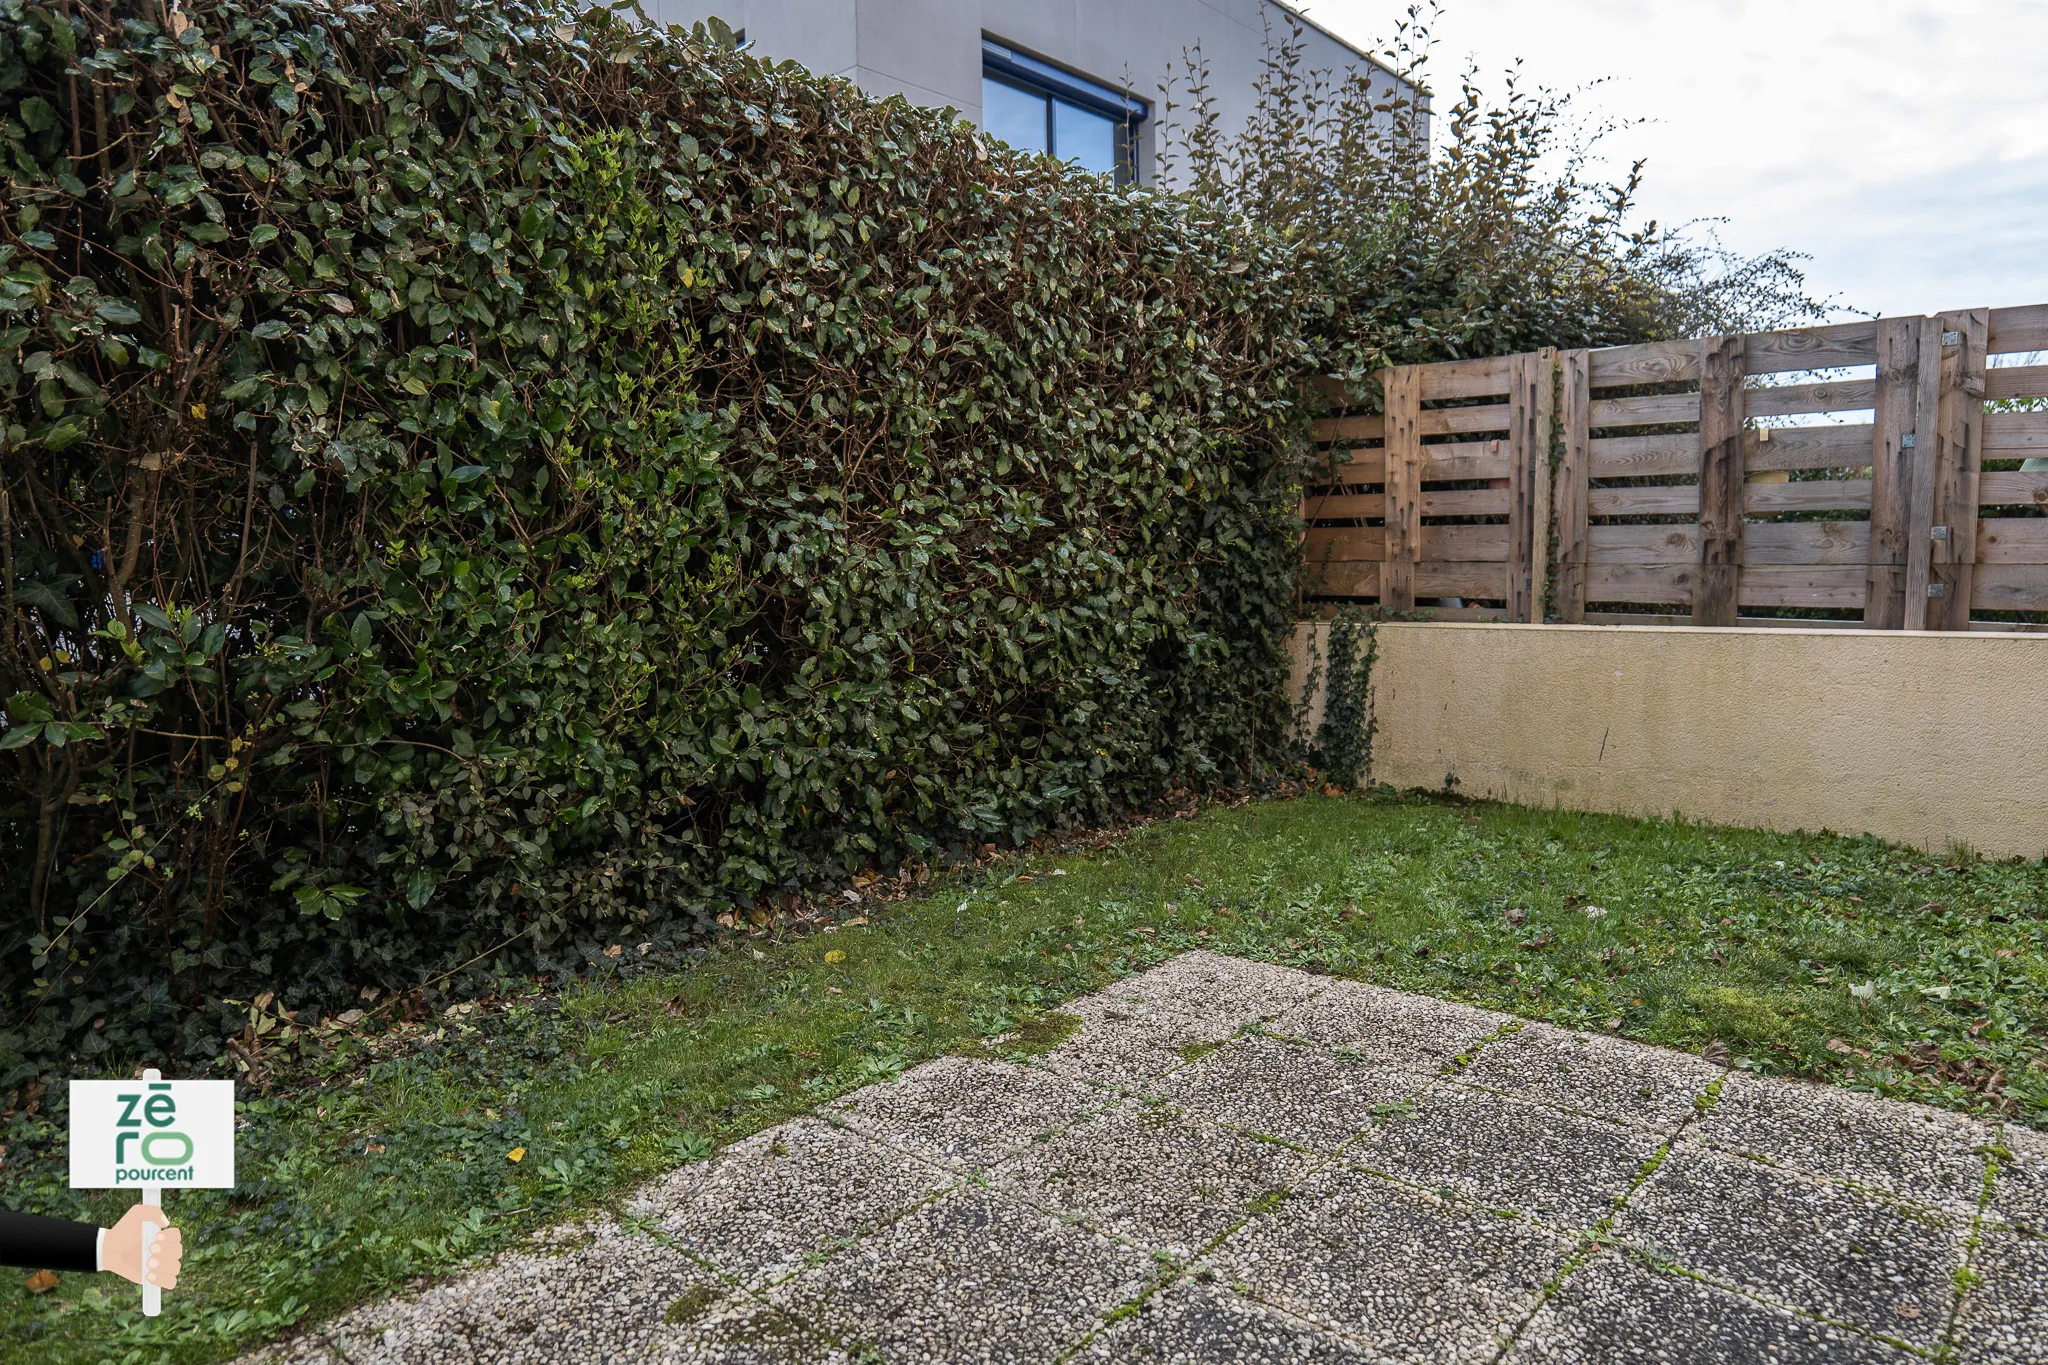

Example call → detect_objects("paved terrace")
253 952 2048 1364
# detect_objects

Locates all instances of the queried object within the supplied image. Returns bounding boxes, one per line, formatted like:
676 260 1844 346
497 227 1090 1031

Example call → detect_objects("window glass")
982 77 1048 156
1052 100 1117 176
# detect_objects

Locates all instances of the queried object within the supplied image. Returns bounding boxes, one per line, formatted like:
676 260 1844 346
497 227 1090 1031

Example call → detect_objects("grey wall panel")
854 0 980 111
641 0 859 78
659 0 1414 188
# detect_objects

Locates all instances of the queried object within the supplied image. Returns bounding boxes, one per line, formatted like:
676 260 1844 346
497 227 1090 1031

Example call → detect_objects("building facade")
646 0 1408 185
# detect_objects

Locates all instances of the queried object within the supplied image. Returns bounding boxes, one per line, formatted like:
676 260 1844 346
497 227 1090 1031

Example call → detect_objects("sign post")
70 1068 234 1315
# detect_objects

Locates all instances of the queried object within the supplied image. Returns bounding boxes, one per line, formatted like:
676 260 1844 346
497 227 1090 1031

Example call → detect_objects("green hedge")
0 0 1315 1072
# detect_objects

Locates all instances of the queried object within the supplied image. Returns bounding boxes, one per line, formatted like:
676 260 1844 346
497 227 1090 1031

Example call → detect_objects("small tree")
1158 4 1831 385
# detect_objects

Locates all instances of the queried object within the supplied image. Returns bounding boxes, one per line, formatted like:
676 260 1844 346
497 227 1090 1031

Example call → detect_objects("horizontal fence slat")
1590 484 1697 517
1421 487 1511 518
1309 450 1387 484
1742 321 1879 375
1590 433 1694 478
1306 560 1378 597
1974 519 2048 564
1985 365 2048 400
1748 424 1875 472
1313 414 1386 443
1587 563 1691 602
1422 446 1512 481
1584 521 1870 566
1419 404 1513 437
1589 340 1698 387
1980 472 2048 507
1581 611 1894 630
1586 524 1697 564
1302 527 1383 562
1589 426 1874 480
1303 492 1384 521
1989 304 2048 355
1583 564 1868 607
1416 562 1507 598
1590 392 1702 428
1305 525 1515 567
1747 520 1872 564
1971 562 2048 610
1740 566 1869 608
1745 378 1876 418
1426 524 1511 561
1414 356 1514 400
1984 410 2048 457
1588 479 1874 517
1747 478 1873 513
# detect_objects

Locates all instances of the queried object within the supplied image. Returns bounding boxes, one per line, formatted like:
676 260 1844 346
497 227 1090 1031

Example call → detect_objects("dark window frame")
981 38 1147 185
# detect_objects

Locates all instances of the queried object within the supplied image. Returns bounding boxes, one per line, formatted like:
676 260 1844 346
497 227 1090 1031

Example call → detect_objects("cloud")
1302 0 2048 320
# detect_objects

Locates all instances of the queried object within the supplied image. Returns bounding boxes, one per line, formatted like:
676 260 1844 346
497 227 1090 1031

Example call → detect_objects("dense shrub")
1160 10 1828 382
0 0 1316 1072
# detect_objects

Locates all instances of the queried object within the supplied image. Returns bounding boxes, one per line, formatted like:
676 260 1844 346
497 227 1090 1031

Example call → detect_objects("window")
981 39 1146 184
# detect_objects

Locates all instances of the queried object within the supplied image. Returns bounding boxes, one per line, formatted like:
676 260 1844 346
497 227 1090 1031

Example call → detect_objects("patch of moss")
1244 1189 1290 1216
1004 1010 1083 1058
663 1285 720 1326
1176 1040 1224 1064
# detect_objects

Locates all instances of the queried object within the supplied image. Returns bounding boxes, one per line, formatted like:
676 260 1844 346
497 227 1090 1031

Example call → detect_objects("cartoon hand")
103 1204 182 1288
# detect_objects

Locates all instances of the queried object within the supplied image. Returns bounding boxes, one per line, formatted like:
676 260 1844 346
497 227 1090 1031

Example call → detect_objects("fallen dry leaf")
25 1270 58 1294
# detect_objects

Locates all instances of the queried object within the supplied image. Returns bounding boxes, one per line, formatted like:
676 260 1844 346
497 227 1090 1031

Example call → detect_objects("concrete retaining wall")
1290 621 2048 859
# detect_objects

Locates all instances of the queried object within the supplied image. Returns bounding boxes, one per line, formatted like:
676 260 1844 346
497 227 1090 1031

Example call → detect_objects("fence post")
1380 365 1420 611
1508 349 1557 622
1865 317 1925 628
1902 317 1944 626
1554 350 1591 623
1693 335 1747 626
1926 310 1988 629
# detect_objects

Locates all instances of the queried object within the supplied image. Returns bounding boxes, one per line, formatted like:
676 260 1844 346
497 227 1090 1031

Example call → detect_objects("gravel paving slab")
1266 979 1508 1077
1348 1083 1665 1230
630 1116 954 1288
243 1222 731 1365
1454 1020 1723 1133
996 1096 1316 1259
1691 1071 1990 1212
1990 1123 2048 1237
764 1184 1160 1364
1149 1033 1433 1153
1094 949 1331 1022
819 1054 1110 1172
652 1294 852 1365
1074 1277 1393 1363
1031 991 1247 1090
235 952 2040 1364
1950 1229 2048 1365
1204 1163 1572 1365
1612 1140 1965 1350
1504 1251 1921 1364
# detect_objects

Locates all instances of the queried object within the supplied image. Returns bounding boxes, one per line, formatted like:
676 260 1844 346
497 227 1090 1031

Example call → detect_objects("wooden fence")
1304 303 2048 628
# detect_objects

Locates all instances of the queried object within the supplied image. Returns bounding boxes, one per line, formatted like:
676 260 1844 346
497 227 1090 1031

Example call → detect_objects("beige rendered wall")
1290 622 2048 859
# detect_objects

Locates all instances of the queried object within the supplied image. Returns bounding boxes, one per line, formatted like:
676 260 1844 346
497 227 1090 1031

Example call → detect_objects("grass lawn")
4 789 2045 1364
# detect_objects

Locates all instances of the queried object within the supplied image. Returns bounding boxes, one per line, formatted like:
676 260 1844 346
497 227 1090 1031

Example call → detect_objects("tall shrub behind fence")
0 0 1315 1071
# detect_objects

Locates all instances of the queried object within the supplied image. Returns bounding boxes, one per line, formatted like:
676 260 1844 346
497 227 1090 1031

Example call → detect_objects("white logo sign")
69 1077 236 1190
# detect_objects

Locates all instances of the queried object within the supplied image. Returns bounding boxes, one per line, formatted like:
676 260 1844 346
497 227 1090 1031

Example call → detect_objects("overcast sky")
1299 0 2048 321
